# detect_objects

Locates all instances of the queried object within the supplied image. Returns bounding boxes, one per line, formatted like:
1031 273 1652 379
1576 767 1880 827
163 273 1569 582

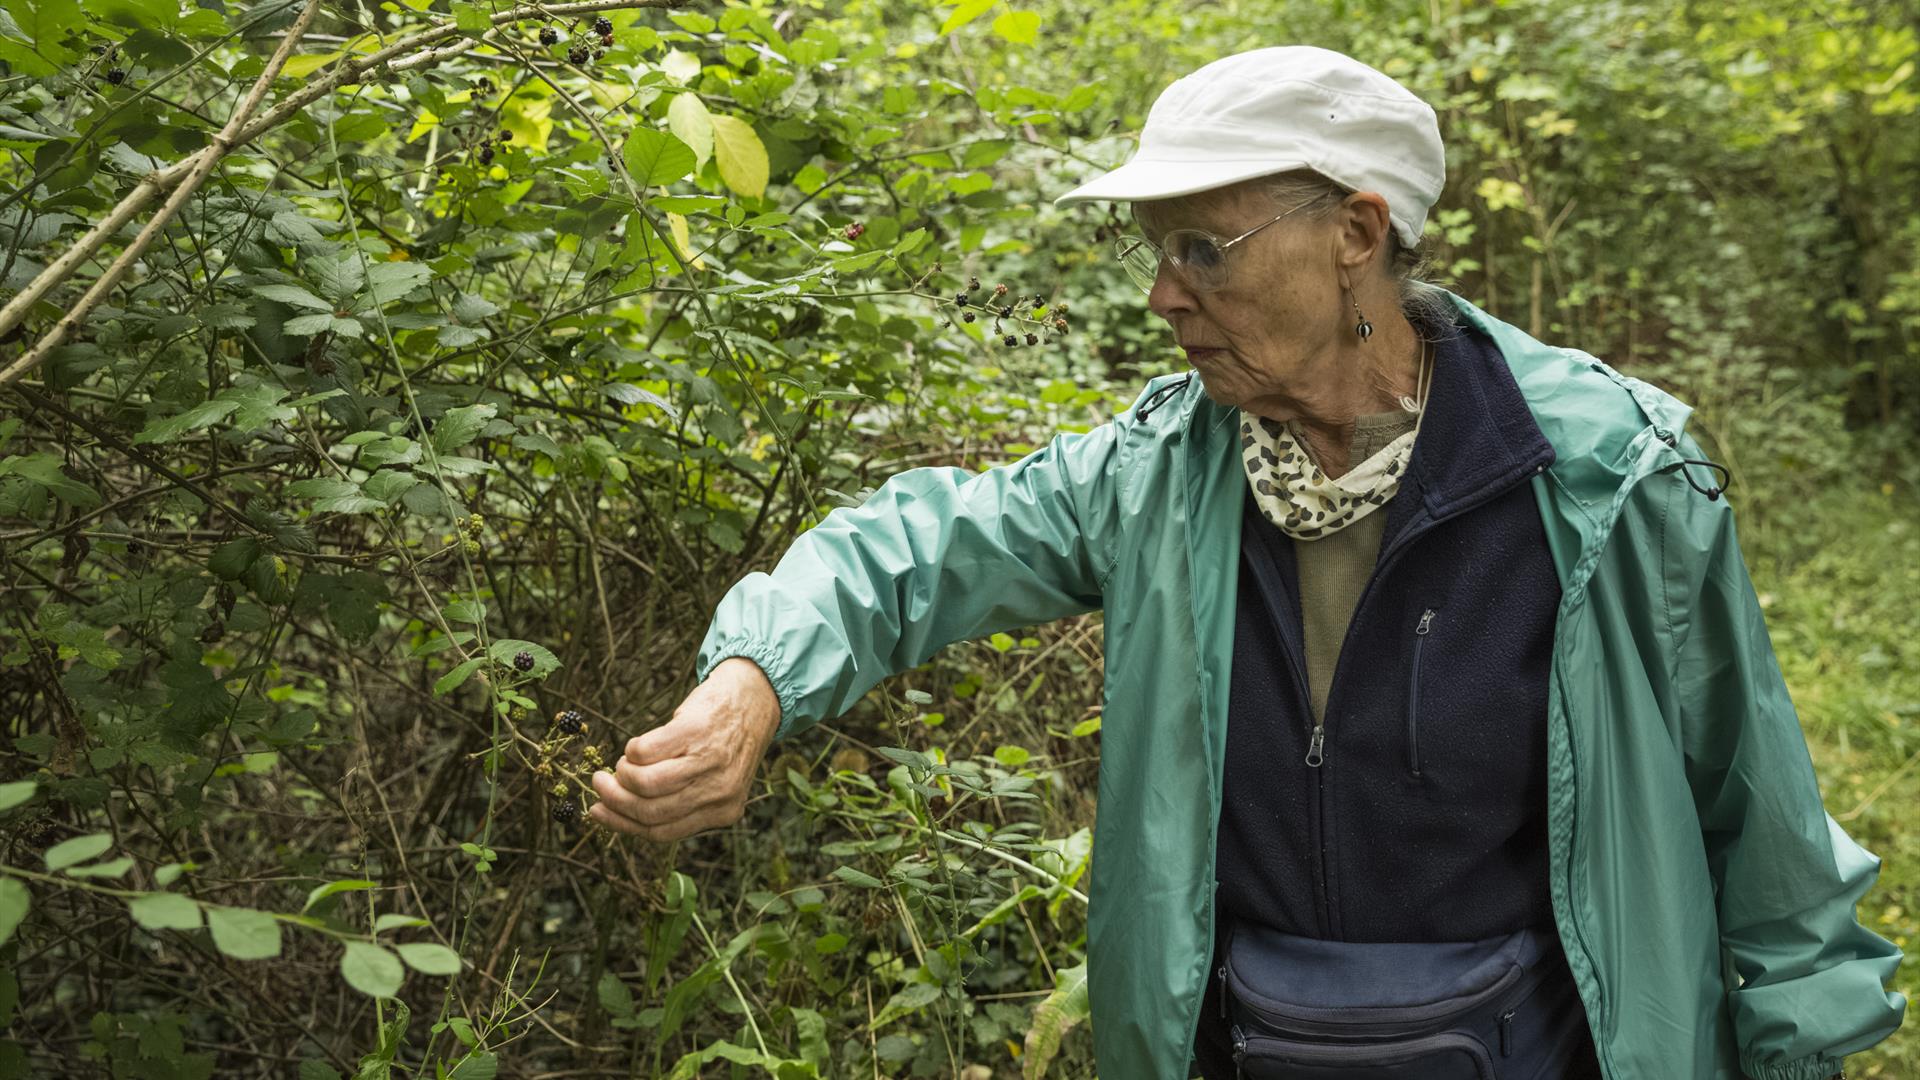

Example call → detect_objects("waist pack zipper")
1408 608 1436 777
1500 1007 1515 1056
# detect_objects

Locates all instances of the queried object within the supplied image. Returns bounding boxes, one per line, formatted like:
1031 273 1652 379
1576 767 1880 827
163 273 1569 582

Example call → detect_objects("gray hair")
1254 169 1458 335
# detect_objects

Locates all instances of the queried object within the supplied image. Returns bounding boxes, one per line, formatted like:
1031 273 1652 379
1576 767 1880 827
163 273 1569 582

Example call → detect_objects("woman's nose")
1147 261 1199 318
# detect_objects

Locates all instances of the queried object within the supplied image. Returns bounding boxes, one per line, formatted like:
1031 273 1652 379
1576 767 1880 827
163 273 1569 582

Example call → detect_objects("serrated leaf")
361 470 420 504
283 312 336 336
1022 963 1088 1080
624 128 696 189
210 538 262 579
871 982 940 1030
0 879 27 945
396 941 461 975
313 495 386 515
710 115 768 201
253 283 331 310
666 93 714 167
341 941 404 997
129 892 203 930
207 906 282 959
45 833 111 871
487 639 560 677
429 404 497 454
366 260 432 303
0 453 102 508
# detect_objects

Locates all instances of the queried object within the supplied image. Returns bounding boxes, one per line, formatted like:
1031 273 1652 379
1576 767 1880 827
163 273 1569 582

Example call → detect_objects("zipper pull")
1304 723 1324 767
1500 1008 1515 1056
1416 608 1435 634
1230 1024 1248 1064
1217 964 1229 1019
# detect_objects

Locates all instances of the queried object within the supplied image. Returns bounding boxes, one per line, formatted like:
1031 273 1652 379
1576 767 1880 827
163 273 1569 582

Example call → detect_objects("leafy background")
0 0 1916 1076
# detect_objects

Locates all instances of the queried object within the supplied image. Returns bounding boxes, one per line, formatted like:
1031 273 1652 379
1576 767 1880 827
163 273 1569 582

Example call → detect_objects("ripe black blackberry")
1025 333 1039 346
961 311 975 323
998 305 1013 318
954 292 968 306
1003 334 1018 347
553 709 585 736
551 799 580 824
105 68 127 85
513 650 534 672
477 144 494 165
538 25 559 45
568 45 590 64
592 15 612 34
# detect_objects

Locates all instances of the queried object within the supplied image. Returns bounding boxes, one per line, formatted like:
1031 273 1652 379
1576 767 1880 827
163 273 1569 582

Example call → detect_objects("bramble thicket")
0 0 1916 1076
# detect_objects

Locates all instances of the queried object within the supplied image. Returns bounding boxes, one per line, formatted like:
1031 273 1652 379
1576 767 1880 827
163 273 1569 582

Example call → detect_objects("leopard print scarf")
1239 342 1432 540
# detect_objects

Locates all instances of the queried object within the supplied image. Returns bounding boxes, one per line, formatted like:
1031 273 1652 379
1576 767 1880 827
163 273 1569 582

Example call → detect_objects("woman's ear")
1334 193 1394 273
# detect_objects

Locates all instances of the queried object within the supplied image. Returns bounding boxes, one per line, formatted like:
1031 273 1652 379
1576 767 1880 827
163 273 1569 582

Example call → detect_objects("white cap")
1052 46 1444 249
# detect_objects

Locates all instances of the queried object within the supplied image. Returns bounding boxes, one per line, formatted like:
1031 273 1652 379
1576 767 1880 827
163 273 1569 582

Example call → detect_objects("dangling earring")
1347 286 1373 342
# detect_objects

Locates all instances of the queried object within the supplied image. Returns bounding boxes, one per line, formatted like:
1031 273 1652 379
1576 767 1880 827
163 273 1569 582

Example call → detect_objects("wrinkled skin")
590 657 779 841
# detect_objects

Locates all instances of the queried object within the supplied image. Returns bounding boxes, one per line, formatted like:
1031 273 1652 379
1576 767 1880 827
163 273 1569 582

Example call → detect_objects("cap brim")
1051 158 1310 208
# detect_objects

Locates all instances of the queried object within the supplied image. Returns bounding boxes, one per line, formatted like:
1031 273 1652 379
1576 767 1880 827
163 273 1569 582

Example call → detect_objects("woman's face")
1133 183 1347 410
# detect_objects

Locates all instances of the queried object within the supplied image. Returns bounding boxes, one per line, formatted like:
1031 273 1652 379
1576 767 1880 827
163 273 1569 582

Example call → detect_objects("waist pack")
1216 920 1593 1079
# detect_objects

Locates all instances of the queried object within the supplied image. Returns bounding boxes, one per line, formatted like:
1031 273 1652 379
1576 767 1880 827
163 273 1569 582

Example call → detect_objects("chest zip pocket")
1408 608 1437 778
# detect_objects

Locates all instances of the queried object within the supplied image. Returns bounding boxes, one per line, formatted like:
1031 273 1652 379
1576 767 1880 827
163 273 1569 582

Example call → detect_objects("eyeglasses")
1113 199 1316 294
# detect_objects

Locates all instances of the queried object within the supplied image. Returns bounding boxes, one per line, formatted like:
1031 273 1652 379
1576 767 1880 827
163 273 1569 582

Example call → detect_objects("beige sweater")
1294 407 1420 725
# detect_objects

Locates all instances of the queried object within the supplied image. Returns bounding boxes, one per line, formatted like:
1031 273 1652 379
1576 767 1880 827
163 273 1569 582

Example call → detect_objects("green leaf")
207 906 282 959
0 454 101 508
0 879 27 945
434 657 485 696
666 93 715 168
624 128 697 189
285 478 359 499
373 913 429 932
1022 963 1089 1080
128 892 203 931
395 941 461 975
210 537 262 580
991 10 1041 44
660 49 701 84
487 639 559 677
133 398 239 445
429 404 497 454
340 941 405 997
44 833 111 871
0 781 36 812
710 115 769 201
451 1 490 35
303 879 377 913
66 856 134 879
366 260 433 304
939 0 996 35
994 745 1031 768
871 981 941 1029
831 865 883 889
253 283 331 310
598 971 636 1017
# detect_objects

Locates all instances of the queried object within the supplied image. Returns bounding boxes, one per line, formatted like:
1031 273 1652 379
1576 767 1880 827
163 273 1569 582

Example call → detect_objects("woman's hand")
589 657 781 841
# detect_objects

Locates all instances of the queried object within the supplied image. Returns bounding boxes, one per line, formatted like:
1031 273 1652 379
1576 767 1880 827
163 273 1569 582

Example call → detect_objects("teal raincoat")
698 289 1906 1080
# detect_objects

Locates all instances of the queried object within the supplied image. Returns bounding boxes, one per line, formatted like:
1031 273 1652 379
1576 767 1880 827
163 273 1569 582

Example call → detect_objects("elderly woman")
589 47 1905 1080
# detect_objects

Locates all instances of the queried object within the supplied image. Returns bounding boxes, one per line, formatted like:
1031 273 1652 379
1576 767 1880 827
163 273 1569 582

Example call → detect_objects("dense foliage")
0 0 1915 1076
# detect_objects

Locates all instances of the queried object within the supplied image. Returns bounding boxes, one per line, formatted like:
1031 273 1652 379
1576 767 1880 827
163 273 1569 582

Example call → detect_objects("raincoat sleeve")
1666 437 1907 1080
694 387 1153 742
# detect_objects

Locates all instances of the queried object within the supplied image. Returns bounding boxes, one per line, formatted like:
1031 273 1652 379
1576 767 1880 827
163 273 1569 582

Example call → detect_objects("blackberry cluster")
946 280 1069 346
513 650 534 672
553 709 586 736
538 25 560 45
551 799 580 824
567 45 591 65
592 15 613 35
105 68 127 85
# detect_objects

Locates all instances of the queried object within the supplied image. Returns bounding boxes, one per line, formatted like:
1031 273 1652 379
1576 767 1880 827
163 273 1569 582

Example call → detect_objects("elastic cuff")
1740 1055 1844 1080
697 638 802 742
